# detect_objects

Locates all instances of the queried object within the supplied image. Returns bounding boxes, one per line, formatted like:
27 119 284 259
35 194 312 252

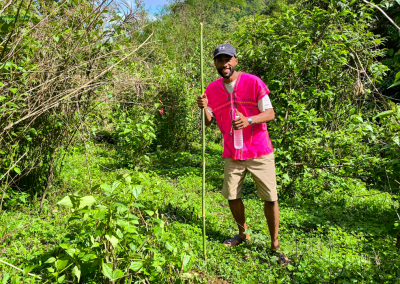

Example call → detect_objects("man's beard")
217 66 236 79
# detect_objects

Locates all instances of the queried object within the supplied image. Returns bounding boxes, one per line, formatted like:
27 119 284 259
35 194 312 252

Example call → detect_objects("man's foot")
223 235 248 247
269 249 290 265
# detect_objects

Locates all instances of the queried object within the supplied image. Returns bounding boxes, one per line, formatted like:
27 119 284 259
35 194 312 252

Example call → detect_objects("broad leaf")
112 270 124 279
57 275 65 283
45 257 56 264
129 262 143 272
132 202 145 208
102 263 113 280
79 196 96 209
22 265 35 276
112 181 121 191
374 110 393 119
389 80 400 88
101 183 111 192
105 235 119 248
1 272 10 284
131 185 142 200
395 71 400 83
55 259 69 271
72 266 81 283
57 196 72 208
166 242 174 252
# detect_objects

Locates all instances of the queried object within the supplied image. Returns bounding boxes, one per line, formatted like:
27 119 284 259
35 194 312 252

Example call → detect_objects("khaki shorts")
222 153 278 201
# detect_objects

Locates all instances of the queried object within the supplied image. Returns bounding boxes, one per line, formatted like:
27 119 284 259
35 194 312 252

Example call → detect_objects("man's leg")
224 198 250 246
264 200 289 263
264 200 280 250
222 158 247 246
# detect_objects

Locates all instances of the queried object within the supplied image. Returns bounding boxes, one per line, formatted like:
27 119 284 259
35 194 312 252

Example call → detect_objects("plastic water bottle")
234 116 243 149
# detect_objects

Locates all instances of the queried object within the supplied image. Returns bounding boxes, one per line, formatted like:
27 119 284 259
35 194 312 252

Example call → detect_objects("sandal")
269 250 290 265
223 235 245 247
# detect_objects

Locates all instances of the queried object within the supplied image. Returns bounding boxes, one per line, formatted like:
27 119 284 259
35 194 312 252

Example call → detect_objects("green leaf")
144 210 154 216
13 167 21 174
112 270 124 279
112 181 121 191
130 261 143 271
131 185 142 200
395 71 400 83
282 174 290 182
132 202 144 208
9 88 17 94
57 275 65 283
116 228 124 239
22 265 35 276
166 242 174 252
55 259 68 271
102 263 113 280
389 80 400 88
6 102 19 108
79 196 96 209
65 248 76 257
105 235 119 248
45 257 56 264
1 272 10 284
124 175 132 184
393 136 399 146
101 183 111 192
10 276 20 284
364 125 373 132
57 196 73 208
374 110 393 119
72 266 81 283
59 243 70 249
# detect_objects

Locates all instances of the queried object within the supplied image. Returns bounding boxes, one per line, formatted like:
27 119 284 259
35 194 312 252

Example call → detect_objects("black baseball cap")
213 44 237 59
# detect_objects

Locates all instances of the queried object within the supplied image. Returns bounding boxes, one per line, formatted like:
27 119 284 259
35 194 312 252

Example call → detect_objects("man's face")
214 54 238 79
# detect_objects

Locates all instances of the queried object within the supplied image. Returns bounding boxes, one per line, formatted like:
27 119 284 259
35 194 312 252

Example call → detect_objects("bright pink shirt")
205 73 274 161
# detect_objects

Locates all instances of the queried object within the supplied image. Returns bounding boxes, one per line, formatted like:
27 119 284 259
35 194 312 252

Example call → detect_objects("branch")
0 151 28 182
352 192 385 197
3 33 154 131
291 163 344 168
362 0 400 33
0 259 43 280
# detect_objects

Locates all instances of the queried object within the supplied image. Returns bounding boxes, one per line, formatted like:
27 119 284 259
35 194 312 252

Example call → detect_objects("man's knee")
265 200 277 206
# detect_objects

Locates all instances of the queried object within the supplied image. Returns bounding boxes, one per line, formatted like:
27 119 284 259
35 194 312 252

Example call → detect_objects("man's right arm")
197 94 213 126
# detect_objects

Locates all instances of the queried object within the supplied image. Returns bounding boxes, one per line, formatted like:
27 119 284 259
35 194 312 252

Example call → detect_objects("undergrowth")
0 142 399 283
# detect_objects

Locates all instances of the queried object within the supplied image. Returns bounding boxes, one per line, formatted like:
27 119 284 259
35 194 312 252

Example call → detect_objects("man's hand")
197 94 208 109
232 109 249 130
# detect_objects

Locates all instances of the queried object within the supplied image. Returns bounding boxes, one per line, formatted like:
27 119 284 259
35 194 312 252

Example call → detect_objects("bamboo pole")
200 22 206 261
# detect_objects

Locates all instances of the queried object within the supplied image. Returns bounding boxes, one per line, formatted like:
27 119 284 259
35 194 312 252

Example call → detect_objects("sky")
143 0 169 14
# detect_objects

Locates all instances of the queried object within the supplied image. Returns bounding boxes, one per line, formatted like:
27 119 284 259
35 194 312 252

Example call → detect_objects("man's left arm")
232 108 275 130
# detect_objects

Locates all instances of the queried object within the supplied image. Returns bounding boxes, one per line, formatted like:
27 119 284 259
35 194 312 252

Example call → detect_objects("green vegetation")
1 144 399 283
1 0 400 283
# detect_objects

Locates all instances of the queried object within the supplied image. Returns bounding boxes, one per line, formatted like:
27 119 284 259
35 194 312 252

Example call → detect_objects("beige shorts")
222 153 278 201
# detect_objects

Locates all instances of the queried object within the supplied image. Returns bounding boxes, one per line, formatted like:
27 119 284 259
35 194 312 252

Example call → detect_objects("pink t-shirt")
205 73 274 161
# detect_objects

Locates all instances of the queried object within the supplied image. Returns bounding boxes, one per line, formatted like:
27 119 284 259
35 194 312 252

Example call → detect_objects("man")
197 44 289 264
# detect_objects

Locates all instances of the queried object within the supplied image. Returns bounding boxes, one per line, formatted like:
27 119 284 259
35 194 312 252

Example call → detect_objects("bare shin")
228 198 249 240
264 200 280 250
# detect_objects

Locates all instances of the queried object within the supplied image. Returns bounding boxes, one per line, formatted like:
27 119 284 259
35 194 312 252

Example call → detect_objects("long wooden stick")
200 22 207 261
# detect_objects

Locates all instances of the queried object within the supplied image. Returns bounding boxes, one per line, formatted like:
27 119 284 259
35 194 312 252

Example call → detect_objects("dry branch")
0 259 43 280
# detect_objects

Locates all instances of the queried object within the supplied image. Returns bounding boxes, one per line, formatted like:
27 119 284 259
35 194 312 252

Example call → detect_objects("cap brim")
213 52 236 59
